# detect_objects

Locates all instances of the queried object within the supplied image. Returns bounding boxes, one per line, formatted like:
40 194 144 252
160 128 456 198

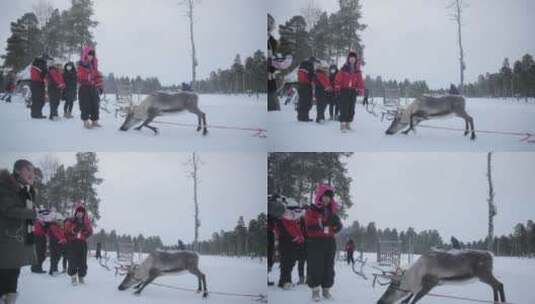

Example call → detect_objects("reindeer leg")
400 293 414 304
457 110 476 140
402 114 417 135
410 276 438 304
480 274 505 302
187 108 208 135
188 267 208 297
202 112 208 135
134 272 159 295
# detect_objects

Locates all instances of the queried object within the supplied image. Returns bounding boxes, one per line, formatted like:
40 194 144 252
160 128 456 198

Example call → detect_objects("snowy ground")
268 98 535 151
0 94 267 152
268 252 535 303
17 254 266 304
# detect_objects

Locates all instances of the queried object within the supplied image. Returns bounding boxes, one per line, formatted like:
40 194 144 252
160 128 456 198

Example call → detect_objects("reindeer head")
376 268 410 304
119 105 142 131
117 264 143 291
385 108 409 135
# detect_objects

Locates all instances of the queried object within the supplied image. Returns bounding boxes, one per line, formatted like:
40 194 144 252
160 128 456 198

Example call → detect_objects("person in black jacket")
297 57 319 121
63 62 77 118
0 160 37 303
328 65 339 120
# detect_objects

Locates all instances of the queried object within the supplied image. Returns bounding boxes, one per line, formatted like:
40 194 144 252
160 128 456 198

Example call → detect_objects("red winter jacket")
315 70 332 91
277 217 305 244
304 184 342 239
33 220 47 237
345 242 355 252
47 222 66 243
48 67 65 90
334 55 365 94
31 66 46 83
64 205 93 241
77 45 101 87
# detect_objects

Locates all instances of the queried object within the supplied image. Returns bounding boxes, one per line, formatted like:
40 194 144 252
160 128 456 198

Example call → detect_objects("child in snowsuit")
47 62 65 120
276 199 305 289
77 45 103 128
334 51 365 131
345 239 355 265
314 64 333 123
62 62 77 118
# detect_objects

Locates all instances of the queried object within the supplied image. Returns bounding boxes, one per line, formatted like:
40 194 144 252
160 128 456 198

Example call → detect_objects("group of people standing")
297 52 365 132
29 44 102 128
268 184 343 302
0 160 93 304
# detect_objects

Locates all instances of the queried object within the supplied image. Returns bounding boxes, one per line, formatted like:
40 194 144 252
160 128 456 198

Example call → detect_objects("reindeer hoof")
203 292 208 298
203 129 208 136
471 134 476 141
196 126 202 132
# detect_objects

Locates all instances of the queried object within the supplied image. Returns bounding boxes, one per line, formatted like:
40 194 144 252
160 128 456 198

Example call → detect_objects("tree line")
268 152 353 218
459 54 535 100
338 219 535 257
102 73 162 95
88 229 164 254
194 51 267 94
364 75 430 98
2 0 98 71
191 213 267 257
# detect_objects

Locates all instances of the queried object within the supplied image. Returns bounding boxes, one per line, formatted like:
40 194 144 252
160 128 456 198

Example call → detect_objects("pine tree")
2 13 43 71
68 152 103 224
64 0 98 55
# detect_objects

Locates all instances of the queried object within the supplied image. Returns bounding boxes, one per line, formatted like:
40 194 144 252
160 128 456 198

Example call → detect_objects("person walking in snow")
62 62 77 118
47 61 66 120
0 160 38 304
304 184 342 302
77 45 103 128
64 204 93 285
334 51 365 132
276 198 305 289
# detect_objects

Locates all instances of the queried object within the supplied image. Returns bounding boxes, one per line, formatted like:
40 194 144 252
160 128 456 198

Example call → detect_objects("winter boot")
78 276 85 284
312 287 321 302
322 288 332 299
31 265 46 274
71 275 78 286
298 276 305 285
83 120 92 129
281 282 292 290
92 121 102 128
4 293 17 304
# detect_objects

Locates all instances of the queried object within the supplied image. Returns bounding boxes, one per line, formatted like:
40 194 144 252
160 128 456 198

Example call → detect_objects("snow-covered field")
268 252 535 303
268 98 535 151
0 94 267 151
17 254 266 304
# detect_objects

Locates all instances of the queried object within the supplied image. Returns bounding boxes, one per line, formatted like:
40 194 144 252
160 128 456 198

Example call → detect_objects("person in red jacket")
77 45 103 128
314 64 333 124
47 212 66 276
345 239 355 265
334 51 365 132
304 184 342 301
47 62 66 121
64 204 93 285
30 54 52 119
297 57 320 122
275 198 305 289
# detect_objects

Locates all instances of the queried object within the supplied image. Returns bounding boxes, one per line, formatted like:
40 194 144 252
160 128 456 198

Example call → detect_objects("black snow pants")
306 238 337 289
78 85 99 121
31 235 47 272
338 89 357 123
30 81 45 118
49 238 64 273
278 238 298 287
297 84 313 121
67 240 88 278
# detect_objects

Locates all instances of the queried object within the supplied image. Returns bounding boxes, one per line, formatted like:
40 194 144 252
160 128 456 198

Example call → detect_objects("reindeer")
119 91 207 135
376 249 505 304
385 95 475 140
118 250 208 297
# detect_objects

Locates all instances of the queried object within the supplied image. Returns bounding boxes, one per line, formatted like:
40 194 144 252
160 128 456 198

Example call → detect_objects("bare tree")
32 0 54 28
448 0 468 93
39 154 60 184
185 152 202 251
180 0 199 87
486 152 497 251
300 0 322 31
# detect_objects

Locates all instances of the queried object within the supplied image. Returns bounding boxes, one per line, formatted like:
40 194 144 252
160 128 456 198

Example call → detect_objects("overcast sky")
0 0 265 85
270 0 535 89
0 152 266 245
345 152 535 243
